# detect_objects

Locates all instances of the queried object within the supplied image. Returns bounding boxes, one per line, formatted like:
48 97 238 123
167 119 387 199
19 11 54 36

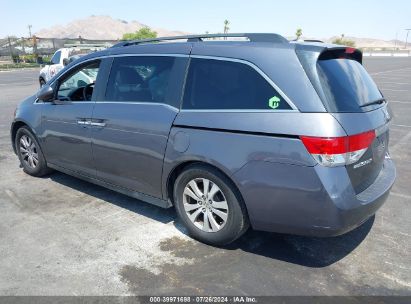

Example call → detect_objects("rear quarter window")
182 58 292 110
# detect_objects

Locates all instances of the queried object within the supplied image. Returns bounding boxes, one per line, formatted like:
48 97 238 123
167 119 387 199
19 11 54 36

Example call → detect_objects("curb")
0 68 40 73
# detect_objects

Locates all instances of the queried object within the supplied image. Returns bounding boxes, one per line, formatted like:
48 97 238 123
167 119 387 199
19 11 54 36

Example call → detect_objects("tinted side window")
51 51 61 65
105 56 175 103
183 58 291 110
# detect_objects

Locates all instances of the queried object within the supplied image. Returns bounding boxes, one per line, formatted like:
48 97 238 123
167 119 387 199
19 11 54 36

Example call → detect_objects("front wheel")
173 164 249 246
15 127 52 177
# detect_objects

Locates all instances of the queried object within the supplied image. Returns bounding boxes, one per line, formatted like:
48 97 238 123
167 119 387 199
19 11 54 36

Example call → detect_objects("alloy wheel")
19 135 39 169
183 178 229 232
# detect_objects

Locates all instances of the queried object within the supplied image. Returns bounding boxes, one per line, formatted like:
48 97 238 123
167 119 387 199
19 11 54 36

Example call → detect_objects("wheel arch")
166 160 248 216
11 120 40 154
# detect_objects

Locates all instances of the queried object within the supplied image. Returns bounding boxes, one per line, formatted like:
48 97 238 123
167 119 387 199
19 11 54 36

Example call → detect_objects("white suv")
39 48 71 86
39 45 109 86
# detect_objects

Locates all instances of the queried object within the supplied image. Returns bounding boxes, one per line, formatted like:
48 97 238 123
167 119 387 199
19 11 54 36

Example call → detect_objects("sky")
0 0 410 41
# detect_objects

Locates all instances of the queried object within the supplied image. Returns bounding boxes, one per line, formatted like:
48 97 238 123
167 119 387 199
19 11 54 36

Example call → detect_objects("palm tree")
296 28 303 40
223 20 230 37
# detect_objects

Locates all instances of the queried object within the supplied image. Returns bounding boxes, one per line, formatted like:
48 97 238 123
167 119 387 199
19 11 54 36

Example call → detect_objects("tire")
15 126 52 177
39 78 46 87
173 164 249 246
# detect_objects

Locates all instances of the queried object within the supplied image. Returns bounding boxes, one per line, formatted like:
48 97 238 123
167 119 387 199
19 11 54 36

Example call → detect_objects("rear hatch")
296 45 391 194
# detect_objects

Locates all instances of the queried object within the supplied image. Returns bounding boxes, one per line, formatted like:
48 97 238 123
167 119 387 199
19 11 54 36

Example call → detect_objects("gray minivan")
11 33 396 245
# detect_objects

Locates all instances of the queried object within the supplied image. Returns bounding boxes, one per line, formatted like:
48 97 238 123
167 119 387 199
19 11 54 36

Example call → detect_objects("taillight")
345 47 356 54
300 130 375 167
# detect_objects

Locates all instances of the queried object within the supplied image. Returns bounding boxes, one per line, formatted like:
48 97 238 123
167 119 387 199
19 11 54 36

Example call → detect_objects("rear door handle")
77 119 91 126
90 119 107 127
90 122 106 127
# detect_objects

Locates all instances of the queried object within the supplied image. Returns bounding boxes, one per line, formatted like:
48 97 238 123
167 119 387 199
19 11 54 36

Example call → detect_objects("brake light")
300 130 375 167
345 47 356 54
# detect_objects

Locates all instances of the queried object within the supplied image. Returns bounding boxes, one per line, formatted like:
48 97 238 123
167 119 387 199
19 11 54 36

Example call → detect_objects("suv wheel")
173 164 249 246
15 127 52 177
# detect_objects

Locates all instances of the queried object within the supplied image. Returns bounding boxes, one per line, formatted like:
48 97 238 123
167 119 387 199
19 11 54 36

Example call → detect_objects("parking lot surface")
0 58 410 296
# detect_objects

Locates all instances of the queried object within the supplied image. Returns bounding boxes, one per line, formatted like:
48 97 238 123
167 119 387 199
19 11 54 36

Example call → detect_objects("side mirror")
36 85 54 101
63 58 69 66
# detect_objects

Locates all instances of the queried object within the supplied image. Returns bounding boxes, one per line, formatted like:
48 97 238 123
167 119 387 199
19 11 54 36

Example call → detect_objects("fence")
0 36 117 63
2 36 410 63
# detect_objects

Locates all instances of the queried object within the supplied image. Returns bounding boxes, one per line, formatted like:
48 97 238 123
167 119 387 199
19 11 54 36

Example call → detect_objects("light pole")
28 25 32 38
405 29 411 49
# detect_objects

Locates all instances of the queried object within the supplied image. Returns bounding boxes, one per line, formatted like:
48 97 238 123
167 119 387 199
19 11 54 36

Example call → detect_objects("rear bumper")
232 157 396 237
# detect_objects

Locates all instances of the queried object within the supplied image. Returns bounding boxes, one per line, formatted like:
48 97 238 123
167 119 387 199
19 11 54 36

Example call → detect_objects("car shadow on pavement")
226 215 375 268
49 172 175 224
49 171 374 268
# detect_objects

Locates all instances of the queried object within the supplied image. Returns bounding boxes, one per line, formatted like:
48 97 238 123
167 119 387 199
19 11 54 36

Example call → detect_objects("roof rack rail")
112 33 288 48
303 39 325 43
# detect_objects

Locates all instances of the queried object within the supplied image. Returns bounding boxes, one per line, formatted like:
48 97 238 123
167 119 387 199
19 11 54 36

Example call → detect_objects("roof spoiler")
295 43 363 64
318 47 362 64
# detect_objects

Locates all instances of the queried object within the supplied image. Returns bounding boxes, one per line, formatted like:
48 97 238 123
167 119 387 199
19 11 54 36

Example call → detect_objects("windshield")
316 58 383 112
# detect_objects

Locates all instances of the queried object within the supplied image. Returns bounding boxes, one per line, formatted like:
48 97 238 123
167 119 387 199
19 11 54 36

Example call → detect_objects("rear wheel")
173 164 249 246
15 127 52 177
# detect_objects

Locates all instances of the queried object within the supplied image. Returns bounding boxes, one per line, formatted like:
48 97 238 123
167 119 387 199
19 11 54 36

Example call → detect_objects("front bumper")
232 157 396 237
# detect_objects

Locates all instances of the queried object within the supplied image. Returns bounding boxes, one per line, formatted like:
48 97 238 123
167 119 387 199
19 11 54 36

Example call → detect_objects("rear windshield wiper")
360 98 386 108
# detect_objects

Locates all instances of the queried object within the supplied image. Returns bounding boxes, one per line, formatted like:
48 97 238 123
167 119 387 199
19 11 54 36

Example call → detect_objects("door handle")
77 119 91 126
90 122 106 127
90 119 107 127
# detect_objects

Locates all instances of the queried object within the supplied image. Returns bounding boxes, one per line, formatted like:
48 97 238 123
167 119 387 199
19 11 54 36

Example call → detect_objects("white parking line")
392 124 411 128
373 74 410 78
381 88 410 92
377 81 410 85
378 272 411 288
370 67 411 75
389 100 411 104
390 192 411 200
388 99 411 104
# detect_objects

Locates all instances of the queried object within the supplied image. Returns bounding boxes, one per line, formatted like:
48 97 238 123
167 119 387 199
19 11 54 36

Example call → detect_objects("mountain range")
35 15 407 49
35 15 187 40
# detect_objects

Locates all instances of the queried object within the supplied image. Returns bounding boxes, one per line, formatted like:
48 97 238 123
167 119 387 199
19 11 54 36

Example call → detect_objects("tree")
295 28 303 40
122 26 157 41
332 33 355 47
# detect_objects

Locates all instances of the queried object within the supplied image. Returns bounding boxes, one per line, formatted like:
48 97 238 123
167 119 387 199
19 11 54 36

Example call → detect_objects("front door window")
57 61 100 101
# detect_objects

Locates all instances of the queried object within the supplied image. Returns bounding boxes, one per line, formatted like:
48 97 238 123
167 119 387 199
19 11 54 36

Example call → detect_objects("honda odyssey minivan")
11 33 396 245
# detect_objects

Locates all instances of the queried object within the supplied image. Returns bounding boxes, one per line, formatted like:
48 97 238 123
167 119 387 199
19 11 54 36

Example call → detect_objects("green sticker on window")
268 96 281 109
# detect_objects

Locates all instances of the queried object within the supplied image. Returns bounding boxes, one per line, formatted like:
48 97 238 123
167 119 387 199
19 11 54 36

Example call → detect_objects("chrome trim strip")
180 109 296 113
94 101 179 111
33 99 179 111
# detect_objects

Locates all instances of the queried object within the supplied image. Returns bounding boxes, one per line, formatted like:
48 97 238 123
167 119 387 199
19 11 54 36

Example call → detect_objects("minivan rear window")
316 57 383 112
